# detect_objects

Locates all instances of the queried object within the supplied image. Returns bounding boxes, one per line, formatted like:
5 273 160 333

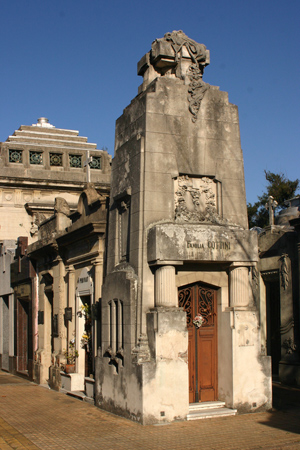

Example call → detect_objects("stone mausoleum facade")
0 117 110 243
28 183 110 398
95 31 272 424
0 118 111 382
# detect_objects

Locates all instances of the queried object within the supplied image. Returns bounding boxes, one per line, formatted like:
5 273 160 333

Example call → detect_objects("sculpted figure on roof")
138 30 210 122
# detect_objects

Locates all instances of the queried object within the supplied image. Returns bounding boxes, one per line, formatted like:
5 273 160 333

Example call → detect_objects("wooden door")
179 283 217 403
266 278 281 375
17 299 29 372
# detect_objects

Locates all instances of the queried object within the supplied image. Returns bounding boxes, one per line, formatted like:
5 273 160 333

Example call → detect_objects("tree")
247 171 299 229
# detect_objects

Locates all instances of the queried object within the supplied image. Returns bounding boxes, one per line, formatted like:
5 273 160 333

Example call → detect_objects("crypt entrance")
179 282 218 403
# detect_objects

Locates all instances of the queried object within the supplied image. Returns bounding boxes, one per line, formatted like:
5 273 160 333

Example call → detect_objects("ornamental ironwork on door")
179 282 217 403
197 285 215 327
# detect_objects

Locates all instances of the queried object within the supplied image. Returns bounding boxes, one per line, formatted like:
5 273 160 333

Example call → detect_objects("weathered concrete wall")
143 308 189 423
230 310 272 411
96 266 189 424
95 267 143 421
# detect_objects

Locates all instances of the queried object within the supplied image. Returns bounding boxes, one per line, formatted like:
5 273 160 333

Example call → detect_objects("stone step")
66 390 86 400
187 407 237 420
189 401 226 411
187 402 237 420
64 390 94 404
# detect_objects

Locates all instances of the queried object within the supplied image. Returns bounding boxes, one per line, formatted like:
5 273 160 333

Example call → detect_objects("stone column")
58 257 67 348
93 257 103 302
155 265 177 307
66 266 75 339
229 265 250 307
37 271 52 385
93 257 103 355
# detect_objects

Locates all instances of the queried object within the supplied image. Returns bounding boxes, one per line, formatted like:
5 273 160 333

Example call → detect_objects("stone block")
144 171 173 195
148 224 258 264
144 149 178 174
60 372 84 391
85 377 95 399
206 137 243 163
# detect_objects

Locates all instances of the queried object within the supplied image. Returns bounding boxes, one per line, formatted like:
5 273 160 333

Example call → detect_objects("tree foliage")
247 171 299 229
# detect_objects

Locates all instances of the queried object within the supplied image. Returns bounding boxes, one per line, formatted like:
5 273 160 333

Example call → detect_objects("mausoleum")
95 31 272 424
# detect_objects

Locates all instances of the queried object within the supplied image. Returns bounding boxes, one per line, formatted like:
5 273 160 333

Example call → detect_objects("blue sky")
1 0 299 204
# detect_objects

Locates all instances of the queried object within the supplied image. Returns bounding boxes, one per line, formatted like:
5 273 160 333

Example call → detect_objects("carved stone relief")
174 175 224 224
282 337 297 355
187 63 209 122
23 193 33 202
4 193 13 202
280 253 289 290
30 212 46 236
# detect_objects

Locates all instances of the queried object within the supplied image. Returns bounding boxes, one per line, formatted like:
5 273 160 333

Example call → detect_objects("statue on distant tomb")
265 196 278 226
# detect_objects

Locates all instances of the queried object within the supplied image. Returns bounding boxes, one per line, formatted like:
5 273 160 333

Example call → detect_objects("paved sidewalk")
0 371 300 450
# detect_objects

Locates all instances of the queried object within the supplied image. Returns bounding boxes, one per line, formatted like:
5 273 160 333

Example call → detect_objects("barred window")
90 156 101 170
9 149 22 163
30 151 43 165
50 153 62 166
69 154 82 168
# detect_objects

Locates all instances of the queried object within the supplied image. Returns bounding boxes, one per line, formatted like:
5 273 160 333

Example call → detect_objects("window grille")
69 154 82 168
29 151 43 165
50 153 62 166
9 149 22 163
90 156 101 170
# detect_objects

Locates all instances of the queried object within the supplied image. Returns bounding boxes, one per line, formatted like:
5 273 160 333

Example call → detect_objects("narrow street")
0 371 299 450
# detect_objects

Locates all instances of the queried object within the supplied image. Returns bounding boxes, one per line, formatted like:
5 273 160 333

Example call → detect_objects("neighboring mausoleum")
258 196 300 386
